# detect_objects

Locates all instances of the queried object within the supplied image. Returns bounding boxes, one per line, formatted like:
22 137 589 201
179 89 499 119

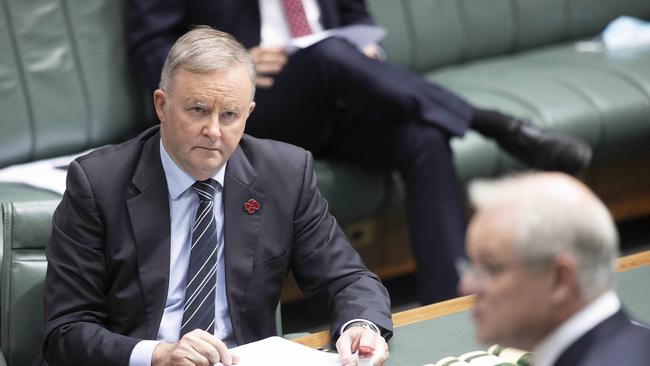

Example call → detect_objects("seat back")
0 201 57 366
367 0 650 72
0 0 144 168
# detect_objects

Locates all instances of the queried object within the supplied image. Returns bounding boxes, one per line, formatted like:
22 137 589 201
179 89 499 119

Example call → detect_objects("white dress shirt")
533 290 621 366
258 0 324 47
129 140 233 365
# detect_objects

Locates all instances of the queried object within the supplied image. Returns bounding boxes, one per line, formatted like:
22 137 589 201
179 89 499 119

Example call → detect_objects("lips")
196 146 220 151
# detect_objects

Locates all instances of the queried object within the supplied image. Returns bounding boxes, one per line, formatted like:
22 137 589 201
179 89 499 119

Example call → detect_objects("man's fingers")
250 46 287 78
254 61 285 74
336 331 356 366
250 46 287 62
250 47 287 66
255 75 275 88
232 352 241 364
370 335 389 366
195 330 233 365
357 329 376 357
186 337 220 364
170 341 209 366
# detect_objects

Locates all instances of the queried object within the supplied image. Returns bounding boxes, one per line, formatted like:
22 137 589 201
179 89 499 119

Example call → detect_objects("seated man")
128 0 592 304
36 27 391 366
460 172 650 366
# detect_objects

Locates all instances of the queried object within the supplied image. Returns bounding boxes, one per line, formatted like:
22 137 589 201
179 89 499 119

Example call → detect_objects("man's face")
154 65 255 181
460 210 555 350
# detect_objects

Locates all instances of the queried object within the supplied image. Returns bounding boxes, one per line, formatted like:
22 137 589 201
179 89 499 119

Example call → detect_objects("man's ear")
153 89 167 123
248 101 256 115
547 254 579 306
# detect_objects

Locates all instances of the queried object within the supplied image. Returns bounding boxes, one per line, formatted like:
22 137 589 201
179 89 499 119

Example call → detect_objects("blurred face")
154 65 255 181
459 210 556 350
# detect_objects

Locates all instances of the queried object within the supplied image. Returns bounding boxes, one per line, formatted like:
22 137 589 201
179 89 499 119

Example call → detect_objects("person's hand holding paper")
336 325 389 366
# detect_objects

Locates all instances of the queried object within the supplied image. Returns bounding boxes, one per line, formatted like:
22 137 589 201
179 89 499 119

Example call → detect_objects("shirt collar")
159 139 226 200
533 290 620 366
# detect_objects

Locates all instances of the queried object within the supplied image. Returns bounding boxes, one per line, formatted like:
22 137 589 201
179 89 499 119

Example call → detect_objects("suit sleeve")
41 161 140 366
290 151 393 342
128 0 188 91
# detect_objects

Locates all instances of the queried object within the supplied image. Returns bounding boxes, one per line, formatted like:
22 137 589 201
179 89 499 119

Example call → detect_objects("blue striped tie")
180 179 219 336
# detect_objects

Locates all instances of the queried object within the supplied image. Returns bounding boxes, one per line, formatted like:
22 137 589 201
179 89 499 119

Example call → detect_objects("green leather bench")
0 201 57 366
1 0 650 289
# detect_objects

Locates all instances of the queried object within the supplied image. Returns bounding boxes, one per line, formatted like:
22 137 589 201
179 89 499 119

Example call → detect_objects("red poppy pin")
244 198 260 214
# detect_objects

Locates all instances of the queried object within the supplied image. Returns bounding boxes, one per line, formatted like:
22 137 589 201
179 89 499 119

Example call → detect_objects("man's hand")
151 329 239 366
249 46 288 88
361 43 383 61
336 325 389 366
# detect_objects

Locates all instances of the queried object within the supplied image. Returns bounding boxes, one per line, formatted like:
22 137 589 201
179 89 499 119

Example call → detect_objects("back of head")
469 172 619 299
159 26 256 96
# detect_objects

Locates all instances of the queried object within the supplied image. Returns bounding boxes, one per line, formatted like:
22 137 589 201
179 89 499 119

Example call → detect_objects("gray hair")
159 26 256 99
468 172 619 299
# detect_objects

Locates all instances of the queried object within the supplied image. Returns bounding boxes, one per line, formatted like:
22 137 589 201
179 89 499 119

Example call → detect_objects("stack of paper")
224 336 340 366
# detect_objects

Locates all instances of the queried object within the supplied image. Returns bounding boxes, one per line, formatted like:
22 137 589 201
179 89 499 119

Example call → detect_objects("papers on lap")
224 336 341 366
285 24 386 54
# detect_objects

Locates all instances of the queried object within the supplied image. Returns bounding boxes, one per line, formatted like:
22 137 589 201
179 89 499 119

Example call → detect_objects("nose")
458 270 478 296
203 114 222 141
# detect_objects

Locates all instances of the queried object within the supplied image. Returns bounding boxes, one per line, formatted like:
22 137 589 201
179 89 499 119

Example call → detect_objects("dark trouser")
246 38 472 303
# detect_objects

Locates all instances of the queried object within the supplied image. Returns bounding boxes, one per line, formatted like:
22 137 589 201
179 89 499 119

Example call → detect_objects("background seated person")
128 0 592 304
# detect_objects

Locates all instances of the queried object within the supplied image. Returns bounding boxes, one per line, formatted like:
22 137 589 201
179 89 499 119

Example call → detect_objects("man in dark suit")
460 172 650 366
38 27 391 366
128 0 592 304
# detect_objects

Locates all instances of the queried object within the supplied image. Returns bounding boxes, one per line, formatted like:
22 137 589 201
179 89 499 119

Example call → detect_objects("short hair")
159 26 256 99
468 172 619 299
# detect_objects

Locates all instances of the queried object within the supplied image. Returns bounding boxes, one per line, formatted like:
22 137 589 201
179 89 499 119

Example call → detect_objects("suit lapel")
223 145 265 344
126 134 171 339
553 310 629 366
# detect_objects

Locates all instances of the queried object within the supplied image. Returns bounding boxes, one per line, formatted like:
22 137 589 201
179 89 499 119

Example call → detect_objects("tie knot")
191 179 218 201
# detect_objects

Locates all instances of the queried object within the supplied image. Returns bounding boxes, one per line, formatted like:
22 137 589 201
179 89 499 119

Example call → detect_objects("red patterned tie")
282 0 313 38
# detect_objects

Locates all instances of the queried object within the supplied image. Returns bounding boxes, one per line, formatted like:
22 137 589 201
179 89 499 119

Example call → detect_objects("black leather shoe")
497 118 593 174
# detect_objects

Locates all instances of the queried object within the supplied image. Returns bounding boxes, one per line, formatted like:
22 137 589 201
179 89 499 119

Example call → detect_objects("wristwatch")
343 320 380 334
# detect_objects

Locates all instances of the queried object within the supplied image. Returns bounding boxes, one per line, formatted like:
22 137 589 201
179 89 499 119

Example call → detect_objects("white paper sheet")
0 148 95 195
285 24 386 54
223 336 341 366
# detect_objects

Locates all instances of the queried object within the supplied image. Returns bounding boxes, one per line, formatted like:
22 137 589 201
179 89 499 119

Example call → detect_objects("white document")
285 24 386 54
224 336 341 366
0 148 95 195
576 16 650 52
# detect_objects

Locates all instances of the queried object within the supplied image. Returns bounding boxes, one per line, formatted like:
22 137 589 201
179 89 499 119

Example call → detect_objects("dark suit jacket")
39 126 392 365
128 0 373 91
553 310 650 366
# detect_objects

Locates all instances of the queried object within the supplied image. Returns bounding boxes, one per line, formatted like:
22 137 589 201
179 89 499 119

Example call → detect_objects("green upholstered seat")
0 0 143 168
0 201 58 366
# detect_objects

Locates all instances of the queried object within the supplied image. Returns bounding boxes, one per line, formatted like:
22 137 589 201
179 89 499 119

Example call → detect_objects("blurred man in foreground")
460 172 650 366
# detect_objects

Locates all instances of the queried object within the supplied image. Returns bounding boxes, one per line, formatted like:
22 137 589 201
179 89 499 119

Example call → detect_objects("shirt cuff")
129 340 162 366
340 318 381 335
